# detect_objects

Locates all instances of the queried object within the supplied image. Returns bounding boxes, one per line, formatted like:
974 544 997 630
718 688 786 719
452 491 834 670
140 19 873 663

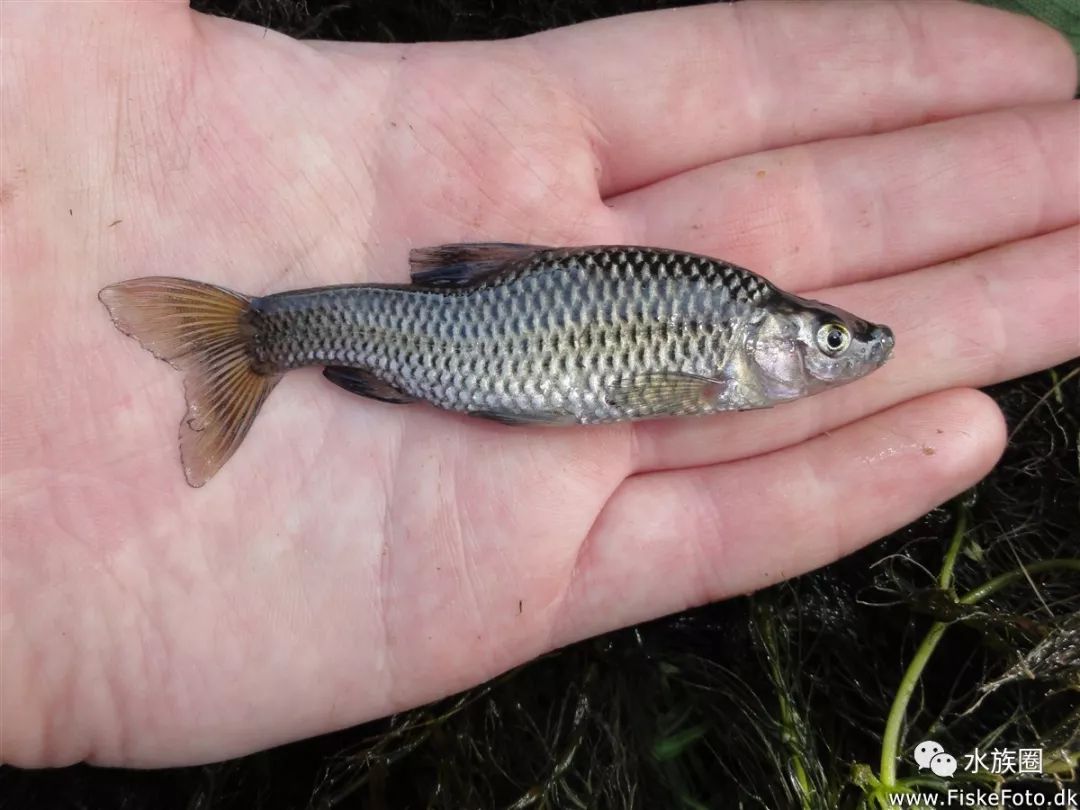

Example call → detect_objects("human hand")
2 0 1076 767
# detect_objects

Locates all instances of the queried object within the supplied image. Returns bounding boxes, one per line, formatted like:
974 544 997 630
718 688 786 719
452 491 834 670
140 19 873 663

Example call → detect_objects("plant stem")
959 559 1080 605
1008 365 1079 441
878 622 949 788
937 503 968 591
879 507 968 787
877 549 1080 789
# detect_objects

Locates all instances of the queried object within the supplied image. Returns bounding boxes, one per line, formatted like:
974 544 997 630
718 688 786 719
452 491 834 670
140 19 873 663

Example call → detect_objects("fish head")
745 294 894 402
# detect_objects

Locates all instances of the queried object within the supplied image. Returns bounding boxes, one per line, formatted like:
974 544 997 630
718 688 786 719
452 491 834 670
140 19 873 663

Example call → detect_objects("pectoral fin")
323 366 417 404
604 373 725 416
468 408 576 426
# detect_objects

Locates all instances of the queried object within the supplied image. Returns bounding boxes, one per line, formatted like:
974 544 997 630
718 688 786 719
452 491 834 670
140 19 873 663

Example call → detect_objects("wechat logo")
914 741 957 778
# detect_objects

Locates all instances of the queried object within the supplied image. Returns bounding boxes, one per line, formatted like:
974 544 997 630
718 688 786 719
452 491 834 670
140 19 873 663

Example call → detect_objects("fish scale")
99 242 893 486
246 246 757 421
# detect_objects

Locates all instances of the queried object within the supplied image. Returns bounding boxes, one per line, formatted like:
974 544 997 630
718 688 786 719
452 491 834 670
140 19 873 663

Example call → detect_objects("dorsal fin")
408 243 549 288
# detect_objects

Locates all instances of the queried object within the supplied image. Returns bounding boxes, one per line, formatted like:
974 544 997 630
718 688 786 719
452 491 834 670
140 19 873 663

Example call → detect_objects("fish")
99 243 895 487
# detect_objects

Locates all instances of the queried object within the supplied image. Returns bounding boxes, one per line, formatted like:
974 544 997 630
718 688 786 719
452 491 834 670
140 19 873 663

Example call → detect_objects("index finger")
529 0 1077 196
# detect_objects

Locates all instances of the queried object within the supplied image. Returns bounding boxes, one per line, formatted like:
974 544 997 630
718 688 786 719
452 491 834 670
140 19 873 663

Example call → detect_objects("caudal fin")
98 277 281 487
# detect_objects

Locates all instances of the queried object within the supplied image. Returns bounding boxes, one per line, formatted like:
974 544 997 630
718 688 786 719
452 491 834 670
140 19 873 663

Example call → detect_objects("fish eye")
816 322 850 355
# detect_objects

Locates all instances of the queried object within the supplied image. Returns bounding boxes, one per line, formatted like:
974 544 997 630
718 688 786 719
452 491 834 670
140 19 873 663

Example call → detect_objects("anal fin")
323 366 417 404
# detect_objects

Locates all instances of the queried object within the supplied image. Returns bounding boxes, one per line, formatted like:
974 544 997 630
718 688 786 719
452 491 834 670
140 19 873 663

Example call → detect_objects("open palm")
2 0 1077 767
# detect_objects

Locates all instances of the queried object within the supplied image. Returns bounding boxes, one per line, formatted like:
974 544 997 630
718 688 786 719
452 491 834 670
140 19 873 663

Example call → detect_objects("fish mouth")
870 324 895 364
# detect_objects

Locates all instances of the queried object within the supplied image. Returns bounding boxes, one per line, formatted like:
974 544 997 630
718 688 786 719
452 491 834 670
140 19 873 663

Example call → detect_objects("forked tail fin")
98 277 281 487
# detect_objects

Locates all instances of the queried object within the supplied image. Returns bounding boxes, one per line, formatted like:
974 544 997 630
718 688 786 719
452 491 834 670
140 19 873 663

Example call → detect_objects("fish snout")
870 324 895 363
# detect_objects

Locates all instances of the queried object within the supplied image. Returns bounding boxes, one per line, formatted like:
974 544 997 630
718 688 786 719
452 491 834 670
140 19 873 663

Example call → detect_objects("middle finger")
612 101 1077 292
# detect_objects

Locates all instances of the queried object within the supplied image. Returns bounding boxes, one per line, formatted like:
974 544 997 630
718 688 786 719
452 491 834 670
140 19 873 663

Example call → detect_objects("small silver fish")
99 243 894 486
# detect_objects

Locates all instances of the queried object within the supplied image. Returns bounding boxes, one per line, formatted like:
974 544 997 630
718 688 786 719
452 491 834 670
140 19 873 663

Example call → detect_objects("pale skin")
2 0 1078 768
